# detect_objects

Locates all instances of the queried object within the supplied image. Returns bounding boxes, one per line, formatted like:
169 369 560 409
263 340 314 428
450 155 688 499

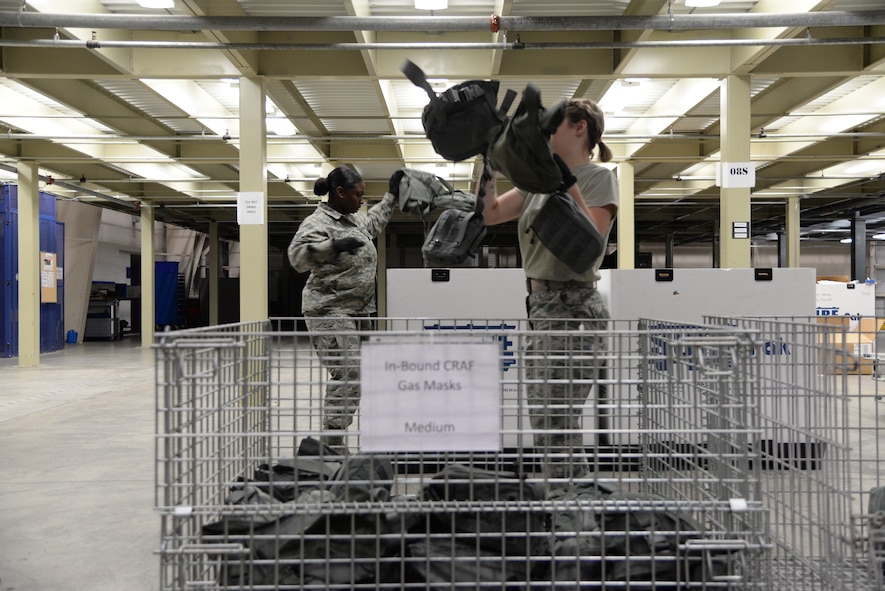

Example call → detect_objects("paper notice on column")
237 192 264 225
360 338 501 452
716 162 756 188
40 252 57 303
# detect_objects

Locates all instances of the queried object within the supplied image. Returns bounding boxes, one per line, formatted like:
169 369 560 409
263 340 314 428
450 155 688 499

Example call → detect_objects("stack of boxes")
816 280 880 375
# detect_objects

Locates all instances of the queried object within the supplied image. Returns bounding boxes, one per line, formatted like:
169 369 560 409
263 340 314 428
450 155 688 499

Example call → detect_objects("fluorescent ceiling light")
137 0 174 8
843 160 883 175
686 0 720 6
873 234 885 240
266 116 297 136
599 80 647 114
415 0 447 10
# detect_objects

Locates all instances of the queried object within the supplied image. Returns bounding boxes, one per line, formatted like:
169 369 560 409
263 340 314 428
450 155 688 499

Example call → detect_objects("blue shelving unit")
155 260 181 328
0 185 65 357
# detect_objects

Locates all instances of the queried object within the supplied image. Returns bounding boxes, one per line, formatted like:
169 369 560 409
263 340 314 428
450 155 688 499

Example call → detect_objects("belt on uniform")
526 278 596 293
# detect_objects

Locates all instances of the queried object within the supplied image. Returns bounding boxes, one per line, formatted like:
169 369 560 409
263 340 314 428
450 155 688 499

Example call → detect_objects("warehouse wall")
638 241 861 279
75 203 872 330
57 200 101 342
92 209 162 330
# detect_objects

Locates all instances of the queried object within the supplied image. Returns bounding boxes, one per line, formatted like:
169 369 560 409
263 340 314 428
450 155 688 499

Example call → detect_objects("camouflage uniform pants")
526 286 610 482
305 316 374 430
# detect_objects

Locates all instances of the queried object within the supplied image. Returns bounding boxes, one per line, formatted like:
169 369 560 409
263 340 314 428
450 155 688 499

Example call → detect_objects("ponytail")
565 99 610 162
597 140 612 163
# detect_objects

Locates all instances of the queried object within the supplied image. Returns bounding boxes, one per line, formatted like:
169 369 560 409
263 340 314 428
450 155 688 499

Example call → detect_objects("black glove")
553 154 577 190
332 237 364 254
388 169 405 196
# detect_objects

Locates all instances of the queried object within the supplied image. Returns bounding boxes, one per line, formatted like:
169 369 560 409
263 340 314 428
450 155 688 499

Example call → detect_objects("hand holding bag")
397 168 455 214
397 168 478 216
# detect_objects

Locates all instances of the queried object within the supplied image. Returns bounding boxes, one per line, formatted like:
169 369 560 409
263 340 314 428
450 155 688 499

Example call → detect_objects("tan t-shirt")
517 162 619 283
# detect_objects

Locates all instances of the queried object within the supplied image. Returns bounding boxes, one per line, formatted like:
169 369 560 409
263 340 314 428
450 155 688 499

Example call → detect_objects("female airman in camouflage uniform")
288 166 399 452
479 99 619 482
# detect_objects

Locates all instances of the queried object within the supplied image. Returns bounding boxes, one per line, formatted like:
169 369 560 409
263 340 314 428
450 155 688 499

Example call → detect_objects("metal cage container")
156 317 775 590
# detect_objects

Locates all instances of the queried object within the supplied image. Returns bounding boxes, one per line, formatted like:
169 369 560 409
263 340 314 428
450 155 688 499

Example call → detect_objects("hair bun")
313 177 329 196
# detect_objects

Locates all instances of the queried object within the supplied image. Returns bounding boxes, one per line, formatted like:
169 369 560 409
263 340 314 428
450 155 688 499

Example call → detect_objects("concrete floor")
0 338 158 591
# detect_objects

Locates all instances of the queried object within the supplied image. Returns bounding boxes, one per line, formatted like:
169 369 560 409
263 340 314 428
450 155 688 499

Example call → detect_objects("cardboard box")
818 317 881 375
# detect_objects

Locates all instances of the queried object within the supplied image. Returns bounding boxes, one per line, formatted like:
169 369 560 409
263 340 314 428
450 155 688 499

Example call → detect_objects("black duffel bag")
529 191 605 274
418 463 548 556
402 59 515 162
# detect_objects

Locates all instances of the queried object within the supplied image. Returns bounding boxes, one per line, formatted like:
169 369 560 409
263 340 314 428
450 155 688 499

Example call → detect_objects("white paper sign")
41 253 54 287
816 281 876 328
236 191 264 225
360 339 501 452
716 162 756 188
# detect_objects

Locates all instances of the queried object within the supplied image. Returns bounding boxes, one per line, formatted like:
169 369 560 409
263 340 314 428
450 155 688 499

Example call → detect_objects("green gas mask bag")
488 83 567 194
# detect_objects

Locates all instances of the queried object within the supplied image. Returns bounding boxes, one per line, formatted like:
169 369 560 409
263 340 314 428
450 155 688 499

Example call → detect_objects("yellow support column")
786 196 801 268
238 77 268 324
141 205 155 348
208 221 219 326
377 223 388 318
17 162 40 367
617 161 635 270
719 75 752 269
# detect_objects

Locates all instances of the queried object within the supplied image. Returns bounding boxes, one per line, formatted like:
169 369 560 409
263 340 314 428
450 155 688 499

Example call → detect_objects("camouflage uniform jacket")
288 192 396 317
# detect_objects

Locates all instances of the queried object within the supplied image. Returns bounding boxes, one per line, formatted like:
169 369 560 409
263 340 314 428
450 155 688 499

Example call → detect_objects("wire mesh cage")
703 315 885 591
156 317 774 590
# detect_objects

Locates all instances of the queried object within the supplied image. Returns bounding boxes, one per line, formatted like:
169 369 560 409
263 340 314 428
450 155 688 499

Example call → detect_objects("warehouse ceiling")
1 0 885 251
